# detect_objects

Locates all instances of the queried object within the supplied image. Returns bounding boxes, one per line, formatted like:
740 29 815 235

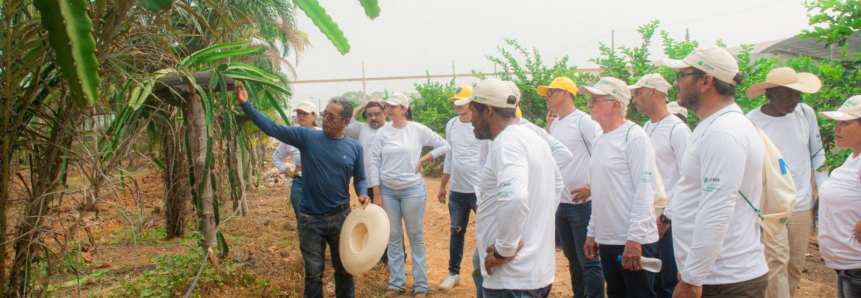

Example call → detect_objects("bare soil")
45 171 836 297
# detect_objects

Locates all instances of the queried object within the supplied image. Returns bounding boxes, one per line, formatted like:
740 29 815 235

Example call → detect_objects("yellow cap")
537 77 579 97
516 106 523 118
448 85 473 101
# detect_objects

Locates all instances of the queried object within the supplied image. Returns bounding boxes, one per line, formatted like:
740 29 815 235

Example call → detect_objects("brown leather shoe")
414 292 427 298
385 290 402 297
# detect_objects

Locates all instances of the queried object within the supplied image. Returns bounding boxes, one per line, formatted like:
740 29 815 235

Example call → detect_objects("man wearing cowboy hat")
436 85 491 291
664 46 769 298
745 67 829 298
538 76 605 298
630 73 691 298
580 77 660 298
236 82 370 298
470 78 562 298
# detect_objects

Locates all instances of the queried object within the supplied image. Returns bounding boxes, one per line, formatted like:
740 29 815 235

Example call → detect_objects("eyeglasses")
321 111 348 121
546 89 564 97
366 111 384 118
675 71 702 81
588 97 616 104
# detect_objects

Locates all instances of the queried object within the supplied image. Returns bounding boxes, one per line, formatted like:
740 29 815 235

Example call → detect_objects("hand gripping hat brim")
339 204 390 275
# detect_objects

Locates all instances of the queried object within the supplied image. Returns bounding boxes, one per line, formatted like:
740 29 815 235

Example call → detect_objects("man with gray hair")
630 73 691 298
236 82 370 298
581 77 660 298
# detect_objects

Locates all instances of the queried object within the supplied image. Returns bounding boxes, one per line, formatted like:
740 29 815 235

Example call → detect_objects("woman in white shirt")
817 95 861 298
369 93 450 297
271 100 320 227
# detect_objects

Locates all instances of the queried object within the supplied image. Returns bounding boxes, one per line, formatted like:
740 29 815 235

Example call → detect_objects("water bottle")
616 255 662 273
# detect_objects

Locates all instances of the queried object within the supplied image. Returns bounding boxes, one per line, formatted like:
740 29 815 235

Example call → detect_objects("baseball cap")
629 73 672 94
470 78 521 109
537 77 579 97
294 100 318 114
819 95 861 121
663 46 740 85
666 101 687 116
449 85 473 101
385 93 410 109
579 77 632 105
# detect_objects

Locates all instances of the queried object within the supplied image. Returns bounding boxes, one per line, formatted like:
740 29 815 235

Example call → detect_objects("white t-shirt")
369 121 450 190
673 104 768 286
272 127 323 177
746 103 828 212
344 118 385 182
644 115 691 216
549 109 602 204
818 153 861 270
476 124 562 290
443 117 490 193
586 121 659 245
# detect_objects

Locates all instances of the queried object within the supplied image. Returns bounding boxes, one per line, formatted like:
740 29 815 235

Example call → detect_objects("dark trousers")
448 191 477 275
599 242 658 298
298 207 354 298
837 269 861 298
483 284 553 298
557 202 605 298
702 274 767 298
654 227 678 298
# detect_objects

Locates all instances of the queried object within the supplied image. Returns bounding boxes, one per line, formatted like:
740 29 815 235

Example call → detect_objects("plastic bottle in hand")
616 255 662 273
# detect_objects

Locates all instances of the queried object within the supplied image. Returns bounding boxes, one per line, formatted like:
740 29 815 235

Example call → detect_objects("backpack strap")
624 123 636 143
738 190 765 220
578 115 592 157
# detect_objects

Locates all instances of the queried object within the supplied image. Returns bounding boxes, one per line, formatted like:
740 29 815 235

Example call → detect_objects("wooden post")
362 63 367 102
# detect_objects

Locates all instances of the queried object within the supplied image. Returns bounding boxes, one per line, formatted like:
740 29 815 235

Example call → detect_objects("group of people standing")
236 44 861 298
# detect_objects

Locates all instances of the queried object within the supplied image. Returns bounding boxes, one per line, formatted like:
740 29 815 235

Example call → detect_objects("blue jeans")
599 243 658 298
297 207 354 298
381 182 429 293
838 269 861 298
473 247 484 298
484 284 553 298
654 226 678 298
556 202 605 298
290 178 303 227
448 191 477 275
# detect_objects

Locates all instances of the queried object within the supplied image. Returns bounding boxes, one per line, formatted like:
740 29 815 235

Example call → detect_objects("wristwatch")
493 248 508 259
659 213 672 224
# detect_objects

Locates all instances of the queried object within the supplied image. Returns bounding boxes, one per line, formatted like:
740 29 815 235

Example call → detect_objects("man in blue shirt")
237 82 370 298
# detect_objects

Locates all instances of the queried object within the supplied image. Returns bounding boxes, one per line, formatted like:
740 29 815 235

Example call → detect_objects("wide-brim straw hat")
339 204 390 275
746 67 821 98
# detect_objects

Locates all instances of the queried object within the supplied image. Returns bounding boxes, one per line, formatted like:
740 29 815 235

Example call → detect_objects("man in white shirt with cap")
437 85 490 291
537 76 605 298
745 67 828 298
470 78 562 298
581 77 660 298
630 73 692 298
664 46 768 298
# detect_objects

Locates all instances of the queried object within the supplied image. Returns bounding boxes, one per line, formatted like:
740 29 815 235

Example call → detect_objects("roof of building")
726 36 861 60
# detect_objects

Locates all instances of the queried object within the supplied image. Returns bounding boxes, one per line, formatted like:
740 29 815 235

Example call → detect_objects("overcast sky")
285 0 812 109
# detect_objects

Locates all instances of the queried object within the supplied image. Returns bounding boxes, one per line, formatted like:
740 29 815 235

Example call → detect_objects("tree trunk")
186 93 216 249
163 116 189 239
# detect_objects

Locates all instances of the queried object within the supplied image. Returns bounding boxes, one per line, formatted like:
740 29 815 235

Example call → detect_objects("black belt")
322 204 350 216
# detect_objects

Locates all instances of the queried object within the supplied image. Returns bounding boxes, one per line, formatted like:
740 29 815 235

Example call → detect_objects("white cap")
819 95 861 121
667 101 687 116
663 46 740 85
469 79 521 109
579 77 632 105
294 100 318 114
629 73 672 94
385 93 410 109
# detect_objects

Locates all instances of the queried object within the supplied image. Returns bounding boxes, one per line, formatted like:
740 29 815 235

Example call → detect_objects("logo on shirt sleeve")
702 177 721 192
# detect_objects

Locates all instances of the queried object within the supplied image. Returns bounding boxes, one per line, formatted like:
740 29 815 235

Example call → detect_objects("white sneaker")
438 273 460 290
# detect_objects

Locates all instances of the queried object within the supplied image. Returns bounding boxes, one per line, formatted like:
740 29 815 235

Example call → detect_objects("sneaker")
385 290 402 297
438 273 461 290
